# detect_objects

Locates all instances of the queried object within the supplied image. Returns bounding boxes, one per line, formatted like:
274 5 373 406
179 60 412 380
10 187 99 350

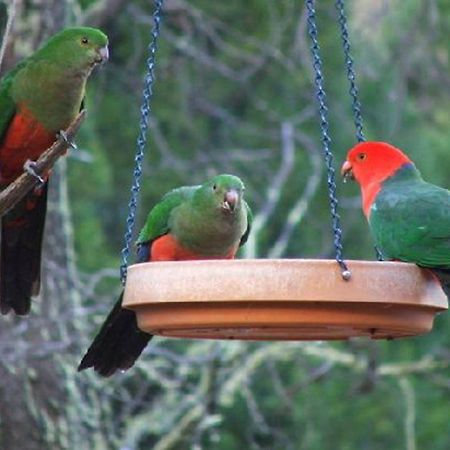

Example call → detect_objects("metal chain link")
305 0 351 279
120 0 164 285
335 0 385 263
335 0 365 142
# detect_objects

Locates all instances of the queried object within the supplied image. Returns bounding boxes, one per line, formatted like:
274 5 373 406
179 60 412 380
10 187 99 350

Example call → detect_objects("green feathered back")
137 186 196 244
369 164 450 268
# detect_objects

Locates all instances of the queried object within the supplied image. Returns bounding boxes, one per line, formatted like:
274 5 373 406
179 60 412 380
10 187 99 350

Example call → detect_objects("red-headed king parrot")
0 27 108 315
78 174 252 377
342 141 450 299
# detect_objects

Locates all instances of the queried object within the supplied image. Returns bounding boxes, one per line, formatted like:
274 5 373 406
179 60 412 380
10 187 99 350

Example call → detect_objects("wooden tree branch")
0 110 86 217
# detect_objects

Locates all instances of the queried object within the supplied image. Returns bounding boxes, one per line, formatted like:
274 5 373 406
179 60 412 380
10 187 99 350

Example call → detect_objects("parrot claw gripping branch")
0 111 85 217
23 159 45 185
22 117 81 185
56 129 78 151
77 0 447 378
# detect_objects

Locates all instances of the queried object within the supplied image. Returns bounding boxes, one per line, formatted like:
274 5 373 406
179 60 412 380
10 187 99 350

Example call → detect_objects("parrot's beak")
341 160 354 183
96 45 109 64
222 189 239 212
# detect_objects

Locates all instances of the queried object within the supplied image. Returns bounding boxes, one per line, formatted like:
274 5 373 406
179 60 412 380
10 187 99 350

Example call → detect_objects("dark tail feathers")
78 293 152 377
431 268 450 300
0 185 48 315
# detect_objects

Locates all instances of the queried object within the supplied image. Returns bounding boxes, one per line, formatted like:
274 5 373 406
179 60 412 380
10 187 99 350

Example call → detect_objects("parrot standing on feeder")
0 27 109 315
78 174 252 377
342 141 450 299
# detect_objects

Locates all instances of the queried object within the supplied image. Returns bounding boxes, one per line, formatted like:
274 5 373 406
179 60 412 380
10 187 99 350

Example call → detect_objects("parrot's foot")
57 130 77 150
23 160 44 184
375 247 384 261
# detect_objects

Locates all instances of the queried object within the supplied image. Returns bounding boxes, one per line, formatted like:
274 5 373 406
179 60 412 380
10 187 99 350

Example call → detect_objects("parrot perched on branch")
78 174 252 377
0 27 108 315
341 141 450 299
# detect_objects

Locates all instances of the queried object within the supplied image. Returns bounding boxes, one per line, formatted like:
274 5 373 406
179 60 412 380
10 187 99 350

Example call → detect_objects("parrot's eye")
81 37 89 45
212 184 217 191
357 152 367 161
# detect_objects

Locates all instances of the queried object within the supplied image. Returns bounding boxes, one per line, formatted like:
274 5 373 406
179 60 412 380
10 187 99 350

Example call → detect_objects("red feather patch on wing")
150 234 237 261
0 104 55 184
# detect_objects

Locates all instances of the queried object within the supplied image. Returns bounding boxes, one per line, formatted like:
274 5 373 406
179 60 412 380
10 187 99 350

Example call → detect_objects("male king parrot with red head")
78 174 252 377
342 141 450 298
0 27 108 315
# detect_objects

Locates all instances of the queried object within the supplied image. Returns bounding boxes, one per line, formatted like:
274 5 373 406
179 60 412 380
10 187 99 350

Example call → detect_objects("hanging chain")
336 0 386 263
305 0 351 280
120 0 164 285
335 0 365 142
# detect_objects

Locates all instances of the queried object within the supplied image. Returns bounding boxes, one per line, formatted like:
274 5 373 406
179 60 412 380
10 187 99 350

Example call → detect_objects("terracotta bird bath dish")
122 259 447 341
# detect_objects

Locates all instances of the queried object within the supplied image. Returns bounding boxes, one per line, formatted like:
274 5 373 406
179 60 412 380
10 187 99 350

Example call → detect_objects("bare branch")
151 361 218 450
378 356 449 376
0 0 16 73
242 380 271 434
244 121 296 258
398 377 417 450
268 132 322 258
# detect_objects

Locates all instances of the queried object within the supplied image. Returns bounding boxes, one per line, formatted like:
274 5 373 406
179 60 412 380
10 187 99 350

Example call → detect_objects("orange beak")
341 160 354 182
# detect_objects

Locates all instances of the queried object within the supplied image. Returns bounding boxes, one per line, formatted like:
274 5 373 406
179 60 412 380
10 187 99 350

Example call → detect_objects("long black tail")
0 185 48 315
78 293 152 377
431 268 450 300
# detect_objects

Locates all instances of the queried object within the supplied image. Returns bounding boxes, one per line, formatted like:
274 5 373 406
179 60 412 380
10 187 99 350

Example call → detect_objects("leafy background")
0 0 449 449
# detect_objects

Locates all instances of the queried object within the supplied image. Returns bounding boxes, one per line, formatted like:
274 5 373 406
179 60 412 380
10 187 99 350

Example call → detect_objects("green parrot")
78 174 252 377
342 141 450 298
0 27 108 315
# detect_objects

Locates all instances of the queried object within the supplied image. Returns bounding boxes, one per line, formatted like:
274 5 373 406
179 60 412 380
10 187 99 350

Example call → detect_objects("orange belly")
150 234 237 261
0 106 55 184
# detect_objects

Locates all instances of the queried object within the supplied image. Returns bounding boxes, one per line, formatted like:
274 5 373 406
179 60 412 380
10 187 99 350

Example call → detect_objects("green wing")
137 186 196 244
239 200 252 247
370 180 450 268
0 62 25 143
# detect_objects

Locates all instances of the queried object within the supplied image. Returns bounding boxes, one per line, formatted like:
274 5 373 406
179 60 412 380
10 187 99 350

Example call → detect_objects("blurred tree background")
0 0 449 449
